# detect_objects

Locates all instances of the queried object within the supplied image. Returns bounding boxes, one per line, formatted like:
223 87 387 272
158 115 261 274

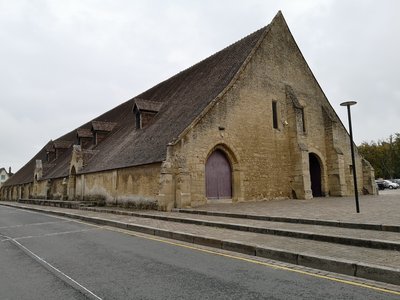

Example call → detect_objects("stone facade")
0 12 376 210
0 167 12 188
157 14 375 210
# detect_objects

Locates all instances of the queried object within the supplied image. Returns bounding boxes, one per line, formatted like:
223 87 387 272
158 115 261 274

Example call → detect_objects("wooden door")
206 150 232 199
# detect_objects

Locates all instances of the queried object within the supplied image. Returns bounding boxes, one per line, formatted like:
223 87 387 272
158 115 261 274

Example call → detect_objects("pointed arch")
206 150 232 199
309 152 323 197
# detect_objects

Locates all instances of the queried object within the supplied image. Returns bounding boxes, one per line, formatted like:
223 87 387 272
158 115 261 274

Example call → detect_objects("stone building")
0 12 376 210
0 167 13 188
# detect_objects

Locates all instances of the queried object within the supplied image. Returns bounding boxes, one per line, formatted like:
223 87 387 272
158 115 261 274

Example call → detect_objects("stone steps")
2 202 400 286
80 207 400 251
173 208 400 232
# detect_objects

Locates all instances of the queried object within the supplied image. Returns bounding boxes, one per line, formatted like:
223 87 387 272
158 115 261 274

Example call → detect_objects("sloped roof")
2 143 49 186
92 121 117 132
45 142 55 152
54 140 73 149
82 25 268 173
3 14 275 184
77 128 93 138
133 98 163 112
42 147 73 179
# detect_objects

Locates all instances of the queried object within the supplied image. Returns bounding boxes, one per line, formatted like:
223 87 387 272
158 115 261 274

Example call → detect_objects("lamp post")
340 101 360 213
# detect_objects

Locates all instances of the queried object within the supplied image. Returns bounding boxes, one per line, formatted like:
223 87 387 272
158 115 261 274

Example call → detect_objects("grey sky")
1 0 399 172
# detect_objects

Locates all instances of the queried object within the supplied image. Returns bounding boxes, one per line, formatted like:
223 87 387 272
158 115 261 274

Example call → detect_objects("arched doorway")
309 153 322 197
205 150 232 199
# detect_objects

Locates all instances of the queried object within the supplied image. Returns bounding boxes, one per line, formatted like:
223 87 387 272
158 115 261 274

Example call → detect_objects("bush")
83 194 106 206
114 196 158 210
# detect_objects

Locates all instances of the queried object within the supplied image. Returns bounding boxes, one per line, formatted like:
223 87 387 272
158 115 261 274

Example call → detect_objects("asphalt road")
0 205 398 300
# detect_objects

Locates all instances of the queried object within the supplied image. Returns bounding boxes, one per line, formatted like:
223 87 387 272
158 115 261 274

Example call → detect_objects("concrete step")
18 198 103 208
79 207 400 251
173 208 400 232
1 201 399 286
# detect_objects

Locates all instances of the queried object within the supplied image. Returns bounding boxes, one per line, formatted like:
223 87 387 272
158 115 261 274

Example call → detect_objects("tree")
358 133 400 179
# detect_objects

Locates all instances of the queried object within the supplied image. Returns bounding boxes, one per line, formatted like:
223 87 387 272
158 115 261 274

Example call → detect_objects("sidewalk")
195 190 400 225
1 190 400 286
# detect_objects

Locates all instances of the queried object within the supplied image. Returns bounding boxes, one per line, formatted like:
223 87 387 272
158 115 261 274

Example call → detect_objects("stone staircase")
2 201 400 286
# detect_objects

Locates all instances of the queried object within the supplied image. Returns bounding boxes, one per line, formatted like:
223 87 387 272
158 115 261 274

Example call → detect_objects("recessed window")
272 101 278 129
135 111 141 129
301 108 306 133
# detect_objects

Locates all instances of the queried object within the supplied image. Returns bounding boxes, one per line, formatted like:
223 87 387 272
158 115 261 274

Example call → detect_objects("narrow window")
272 101 278 129
301 108 306 133
135 111 141 129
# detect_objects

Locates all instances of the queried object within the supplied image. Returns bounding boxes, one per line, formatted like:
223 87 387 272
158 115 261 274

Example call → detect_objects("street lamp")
340 101 360 213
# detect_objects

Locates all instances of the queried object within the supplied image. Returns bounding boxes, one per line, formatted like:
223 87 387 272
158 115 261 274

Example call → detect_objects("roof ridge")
135 25 268 100
171 24 272 145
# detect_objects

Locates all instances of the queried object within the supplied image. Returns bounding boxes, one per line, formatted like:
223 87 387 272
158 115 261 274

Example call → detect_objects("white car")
383 180 399 189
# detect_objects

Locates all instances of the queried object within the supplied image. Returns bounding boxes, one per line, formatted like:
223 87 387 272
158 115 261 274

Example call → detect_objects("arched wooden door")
205 150 232 199
309 153 322 197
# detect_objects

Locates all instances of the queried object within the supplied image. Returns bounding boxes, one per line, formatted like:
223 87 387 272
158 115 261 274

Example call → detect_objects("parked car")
383 180 399 189
391 179 400 185
375 180 386 190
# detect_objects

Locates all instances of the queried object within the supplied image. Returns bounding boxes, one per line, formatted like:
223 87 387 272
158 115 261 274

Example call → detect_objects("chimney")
8 167 11 174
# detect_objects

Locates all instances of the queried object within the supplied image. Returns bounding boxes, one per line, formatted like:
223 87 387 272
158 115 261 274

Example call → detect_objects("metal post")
341 101 360 213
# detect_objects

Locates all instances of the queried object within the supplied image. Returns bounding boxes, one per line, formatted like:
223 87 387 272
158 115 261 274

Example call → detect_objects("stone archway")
205 150 232 199
309 153 322 197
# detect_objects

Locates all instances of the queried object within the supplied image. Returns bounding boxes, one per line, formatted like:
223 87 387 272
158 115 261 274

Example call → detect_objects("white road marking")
0 227 101 242
0 220 73 230
0 204 72 221
2 233 103 300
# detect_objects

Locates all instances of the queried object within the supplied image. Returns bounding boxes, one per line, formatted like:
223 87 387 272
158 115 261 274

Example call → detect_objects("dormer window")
77 128 93 149
132 98 162 129
53 140 73 159
91 121 117 145
45 141 56 162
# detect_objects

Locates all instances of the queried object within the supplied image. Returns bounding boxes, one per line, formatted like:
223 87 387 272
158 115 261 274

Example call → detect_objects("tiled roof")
2 143 49 186
82 25 269 173
92 121 117 132
3 12 278 184
133 99 163 112
53 140 73 149
77 128 93 138
45 142 55 152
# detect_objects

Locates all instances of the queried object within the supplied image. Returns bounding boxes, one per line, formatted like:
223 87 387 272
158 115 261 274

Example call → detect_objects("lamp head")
340 101 357 107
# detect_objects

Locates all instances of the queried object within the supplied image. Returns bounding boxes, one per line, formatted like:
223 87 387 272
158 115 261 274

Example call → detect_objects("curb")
79 207 400 251
173 209 400 232
1 202 400 286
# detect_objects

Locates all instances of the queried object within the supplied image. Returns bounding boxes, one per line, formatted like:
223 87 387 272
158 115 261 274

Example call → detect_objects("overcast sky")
1 0 399 172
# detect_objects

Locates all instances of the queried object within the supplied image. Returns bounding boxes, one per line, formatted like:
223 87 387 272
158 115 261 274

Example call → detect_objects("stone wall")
157 12 375 210
74 164 161 204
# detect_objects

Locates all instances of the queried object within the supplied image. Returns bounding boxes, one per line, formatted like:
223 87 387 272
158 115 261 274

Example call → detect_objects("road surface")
0 205 398 299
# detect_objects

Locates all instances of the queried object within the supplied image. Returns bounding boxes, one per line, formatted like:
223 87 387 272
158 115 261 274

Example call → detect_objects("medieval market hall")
0 12 376 210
